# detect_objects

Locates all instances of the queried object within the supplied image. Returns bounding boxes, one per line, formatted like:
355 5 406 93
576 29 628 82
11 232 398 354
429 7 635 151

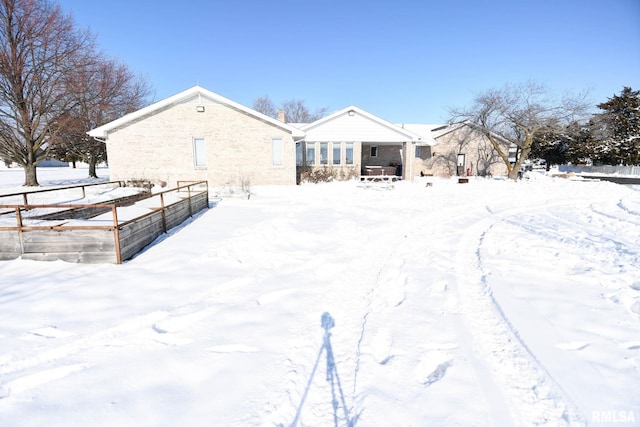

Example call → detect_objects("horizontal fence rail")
0 181 209 264
0 180 126 205
558 165 640 176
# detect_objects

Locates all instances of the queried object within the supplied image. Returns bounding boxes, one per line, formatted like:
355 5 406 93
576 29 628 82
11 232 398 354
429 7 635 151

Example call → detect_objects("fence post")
111 205 122 264
160 193 167 233
15 207 25 256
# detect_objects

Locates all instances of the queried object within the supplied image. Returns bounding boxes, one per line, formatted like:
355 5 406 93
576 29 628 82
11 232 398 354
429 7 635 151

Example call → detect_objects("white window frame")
306 142 316 166
370 145 378 157
345 142 354 165
193 137 207 168
296 142 303 166
272 138 283 166
320 142 328 165
332 142 341 165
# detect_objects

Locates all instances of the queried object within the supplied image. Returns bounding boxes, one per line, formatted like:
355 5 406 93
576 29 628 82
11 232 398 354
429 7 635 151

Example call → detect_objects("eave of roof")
88 85 305 139
395 123 441 146
301 105 425 142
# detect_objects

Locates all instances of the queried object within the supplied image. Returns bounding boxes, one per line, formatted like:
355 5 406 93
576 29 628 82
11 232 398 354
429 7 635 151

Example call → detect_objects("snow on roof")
397 124 444 146
299 105 426 144
88 86 305 140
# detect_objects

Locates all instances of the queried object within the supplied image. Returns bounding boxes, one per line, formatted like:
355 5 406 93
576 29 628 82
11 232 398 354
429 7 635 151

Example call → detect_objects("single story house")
89 86 305 186
89 86 507 187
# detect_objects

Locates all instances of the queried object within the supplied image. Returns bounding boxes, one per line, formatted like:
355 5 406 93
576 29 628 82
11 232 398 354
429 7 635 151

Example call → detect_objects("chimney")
277 109 286 123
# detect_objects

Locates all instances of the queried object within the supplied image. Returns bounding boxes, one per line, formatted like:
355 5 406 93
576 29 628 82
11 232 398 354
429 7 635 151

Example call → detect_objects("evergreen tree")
594 87 640 165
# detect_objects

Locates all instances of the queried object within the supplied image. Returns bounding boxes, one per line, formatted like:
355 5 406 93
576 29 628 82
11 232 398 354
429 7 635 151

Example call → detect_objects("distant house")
89 86 508 186
89 86 305 187
38 158 69 167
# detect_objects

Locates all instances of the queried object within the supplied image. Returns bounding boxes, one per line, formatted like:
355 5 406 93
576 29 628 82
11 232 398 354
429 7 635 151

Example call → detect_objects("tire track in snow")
453 207 587 426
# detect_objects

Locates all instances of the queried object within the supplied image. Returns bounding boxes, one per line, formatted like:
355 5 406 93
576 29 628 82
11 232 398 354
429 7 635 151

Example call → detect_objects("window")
320 142 328 165
306 142 316 166
345 142 354 165
415 146 421 157
296 142 303 166
332 142 341 165
193 137 206 168
370 145 378 157
272 138 283 166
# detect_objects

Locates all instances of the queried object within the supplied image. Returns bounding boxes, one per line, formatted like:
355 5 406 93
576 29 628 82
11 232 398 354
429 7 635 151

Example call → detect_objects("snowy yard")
0 167 639 426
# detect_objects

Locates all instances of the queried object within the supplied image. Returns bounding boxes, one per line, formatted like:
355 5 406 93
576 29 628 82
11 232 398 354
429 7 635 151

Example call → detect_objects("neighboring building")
404 122 509 177
89 86 305 187
38 158 70 167
89 86 508 186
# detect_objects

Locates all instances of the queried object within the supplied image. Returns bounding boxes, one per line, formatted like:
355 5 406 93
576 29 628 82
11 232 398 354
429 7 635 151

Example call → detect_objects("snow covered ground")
0 167 639 427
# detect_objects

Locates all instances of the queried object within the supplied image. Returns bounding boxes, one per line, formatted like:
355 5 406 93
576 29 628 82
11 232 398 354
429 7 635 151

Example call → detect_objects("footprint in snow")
555 342 591 351
368 328 394 365
150 331 191 346
620 341 640 350
423 360 453 386
416 352 453 387
29 326 75 339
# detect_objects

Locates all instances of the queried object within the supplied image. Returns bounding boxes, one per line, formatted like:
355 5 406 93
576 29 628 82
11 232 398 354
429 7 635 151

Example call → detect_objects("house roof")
427 120 514 145
88 86 305 139
295 105 429 145
397 124 445 146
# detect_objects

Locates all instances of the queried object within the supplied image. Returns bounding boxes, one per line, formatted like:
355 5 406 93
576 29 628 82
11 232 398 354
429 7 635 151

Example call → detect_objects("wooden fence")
0 181 208 264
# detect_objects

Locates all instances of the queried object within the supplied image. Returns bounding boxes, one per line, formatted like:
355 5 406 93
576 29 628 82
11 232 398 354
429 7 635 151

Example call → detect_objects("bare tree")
282 98 328 123
253 95 328 123
252 95 277 118
474 137 502 176
450 81 590 179
0 0 95 186
51 56 152 178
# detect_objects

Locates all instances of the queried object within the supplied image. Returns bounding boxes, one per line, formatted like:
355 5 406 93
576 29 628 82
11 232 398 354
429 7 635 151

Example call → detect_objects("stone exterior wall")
361 144 403 171
106 101 297 187
410 144 433 177
413 127 508 177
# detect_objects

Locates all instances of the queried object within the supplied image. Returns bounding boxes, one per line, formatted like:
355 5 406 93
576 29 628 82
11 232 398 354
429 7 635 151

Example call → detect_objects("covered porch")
294 106 427 183
360 142 406 181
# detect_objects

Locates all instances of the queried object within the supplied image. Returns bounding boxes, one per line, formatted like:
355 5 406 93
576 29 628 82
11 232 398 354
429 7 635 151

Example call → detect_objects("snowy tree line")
531 87 640 167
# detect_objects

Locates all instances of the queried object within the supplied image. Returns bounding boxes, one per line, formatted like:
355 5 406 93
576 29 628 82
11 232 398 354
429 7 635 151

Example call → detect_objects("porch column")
402 141 413 181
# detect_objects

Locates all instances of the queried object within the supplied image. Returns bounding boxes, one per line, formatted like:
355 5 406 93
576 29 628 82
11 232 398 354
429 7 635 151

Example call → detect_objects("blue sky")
58 0 640 123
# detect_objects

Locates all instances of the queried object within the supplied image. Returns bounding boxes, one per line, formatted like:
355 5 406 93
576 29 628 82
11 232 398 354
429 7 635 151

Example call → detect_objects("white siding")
304 113 415 143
